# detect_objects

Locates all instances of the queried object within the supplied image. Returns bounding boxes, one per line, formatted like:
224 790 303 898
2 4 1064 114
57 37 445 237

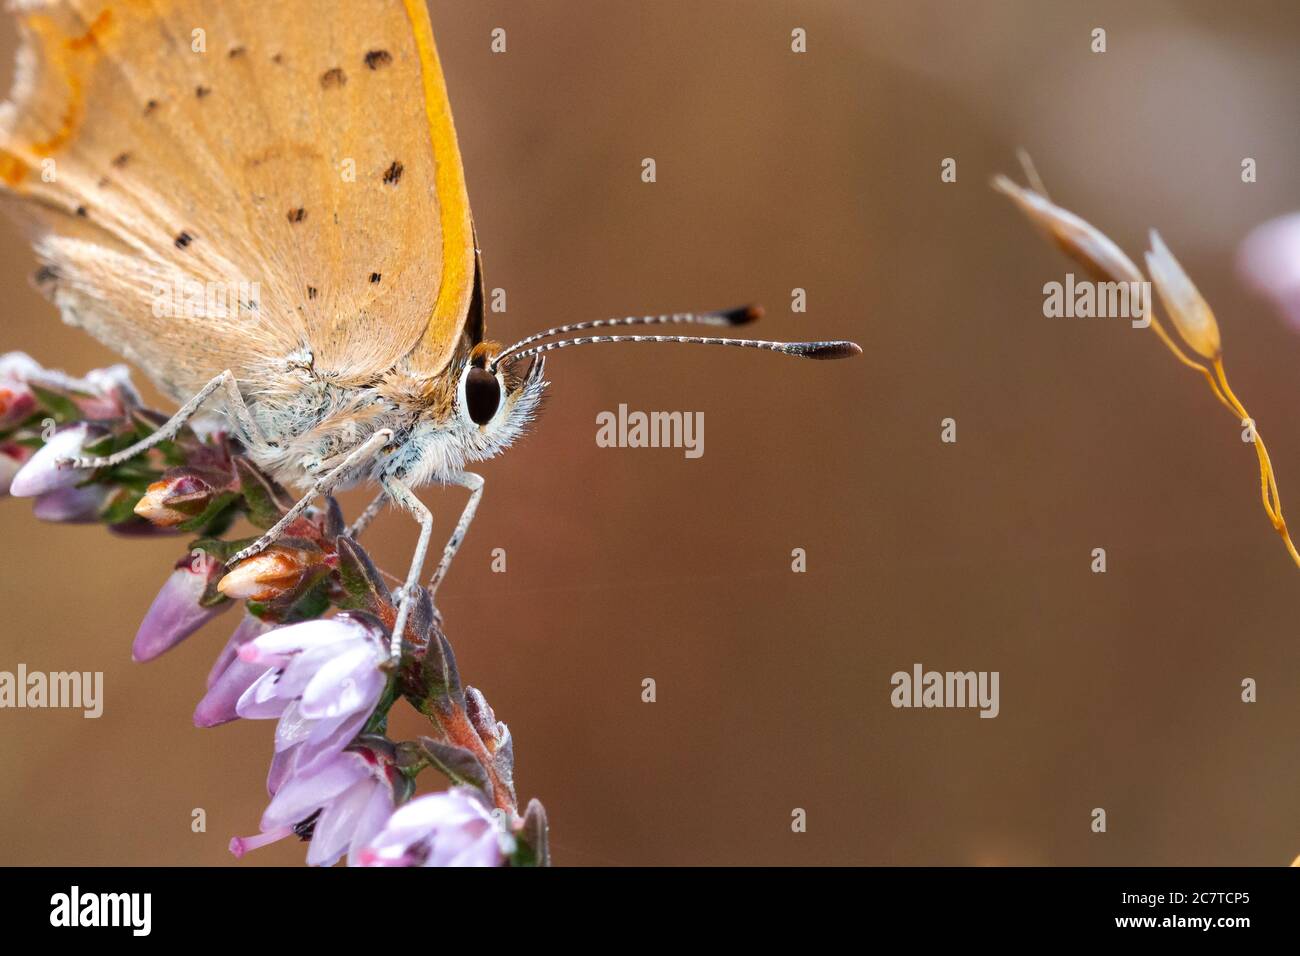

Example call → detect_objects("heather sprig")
0 352 549 867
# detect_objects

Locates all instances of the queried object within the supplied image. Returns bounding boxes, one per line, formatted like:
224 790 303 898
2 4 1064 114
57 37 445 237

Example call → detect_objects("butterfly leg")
61 369 273 469
227 428 393 565
380 477 433 664
348 489 390 539
427 471 484 595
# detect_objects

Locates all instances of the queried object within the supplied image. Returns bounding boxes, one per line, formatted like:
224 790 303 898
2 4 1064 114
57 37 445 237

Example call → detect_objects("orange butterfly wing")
0 0 477 403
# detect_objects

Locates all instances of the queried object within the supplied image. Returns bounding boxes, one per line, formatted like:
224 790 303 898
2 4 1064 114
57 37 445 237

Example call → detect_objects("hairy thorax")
238 363 455 492
234 357 534 494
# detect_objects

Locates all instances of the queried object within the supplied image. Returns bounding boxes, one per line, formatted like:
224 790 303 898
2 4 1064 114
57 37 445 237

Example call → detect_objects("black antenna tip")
798 340 862 360
719 303 763 325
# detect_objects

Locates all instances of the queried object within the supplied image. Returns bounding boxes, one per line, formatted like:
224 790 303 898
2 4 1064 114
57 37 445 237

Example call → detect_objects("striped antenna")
491 304 860 368
499 334 861 365
491 305 762 371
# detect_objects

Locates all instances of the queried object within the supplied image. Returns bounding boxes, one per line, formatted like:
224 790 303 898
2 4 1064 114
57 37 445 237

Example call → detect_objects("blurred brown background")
2 0 1299 866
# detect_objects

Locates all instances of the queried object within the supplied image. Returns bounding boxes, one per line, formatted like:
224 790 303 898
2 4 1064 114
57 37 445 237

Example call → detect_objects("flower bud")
77 364 139 419
993 176 1144 285
1145 229 1222 360
8 423 97 498
0 379 36 429
194 615 275 728
0 351 42 383
0 442 32 496
217 546 318 602
134 472 218 527
133 552 231 662
32 484 108 523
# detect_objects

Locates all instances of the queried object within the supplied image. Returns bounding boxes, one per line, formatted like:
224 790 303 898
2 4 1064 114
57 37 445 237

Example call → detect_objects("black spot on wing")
287 207 307 224
143 99 159 116
307 286 318 300
228 46 246 59
320 68 347 89
364 50 392 70
75 205 87 217
195 85 212 99
175 231 194 249
382 161 404 185
111 152 130 168
369 272 382 284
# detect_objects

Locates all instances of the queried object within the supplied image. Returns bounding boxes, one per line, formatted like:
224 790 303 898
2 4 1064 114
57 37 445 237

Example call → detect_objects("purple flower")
193 615 274 728
0 443 32 497
8 423 96 498
230 745 396 867
356 789 511 867
132 552 231 662
1239 213 1300 328
32 483 108 523
77 364 138 419
0 351 42 382
235 616 388 775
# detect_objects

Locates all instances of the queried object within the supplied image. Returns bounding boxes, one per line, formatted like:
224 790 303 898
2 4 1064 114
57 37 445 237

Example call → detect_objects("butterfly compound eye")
464 367 501 425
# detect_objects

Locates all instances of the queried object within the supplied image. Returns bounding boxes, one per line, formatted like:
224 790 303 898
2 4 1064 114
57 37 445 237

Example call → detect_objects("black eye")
464 367 501 425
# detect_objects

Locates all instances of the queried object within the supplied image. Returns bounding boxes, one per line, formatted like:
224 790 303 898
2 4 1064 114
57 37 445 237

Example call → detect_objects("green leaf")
362 678 399 736
175 490 240 534
234 458 287 530
334 536 388 611
99 488 143 525
188 536 251 564
27 385 79 423
512 798 550 867
418 737 491 794
248 564 333 624
283 576 332 622
198 588 232 611
418 626 463 710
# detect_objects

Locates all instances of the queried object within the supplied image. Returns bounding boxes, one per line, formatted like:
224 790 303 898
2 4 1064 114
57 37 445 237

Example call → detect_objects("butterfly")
0 0 860 662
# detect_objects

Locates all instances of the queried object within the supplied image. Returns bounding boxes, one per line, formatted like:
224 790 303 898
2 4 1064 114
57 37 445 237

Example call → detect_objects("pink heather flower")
1239 213 1300 328
193 615 275 728
132 553 231 662
8 423 97 498
0 443 32 496
0 351 42 382
32 483 108 523
235 616 388 776
230 746 396 867
77 364 138 419
0 378 36 429
356 789 511 867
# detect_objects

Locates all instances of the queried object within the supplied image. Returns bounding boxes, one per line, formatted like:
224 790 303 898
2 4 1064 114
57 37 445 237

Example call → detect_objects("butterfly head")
453 341 548 445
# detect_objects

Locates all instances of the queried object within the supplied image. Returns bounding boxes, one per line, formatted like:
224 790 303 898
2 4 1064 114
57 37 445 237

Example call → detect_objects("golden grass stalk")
994 172 1300 570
